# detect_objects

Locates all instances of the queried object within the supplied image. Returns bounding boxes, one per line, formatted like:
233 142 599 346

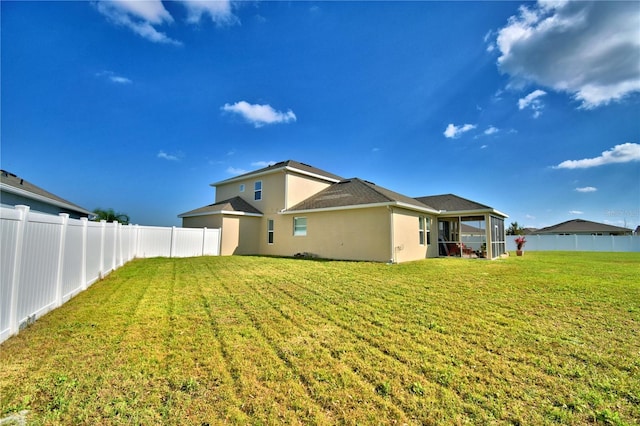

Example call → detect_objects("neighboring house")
532 219 632 236
179 160 508 263
0 170 92 219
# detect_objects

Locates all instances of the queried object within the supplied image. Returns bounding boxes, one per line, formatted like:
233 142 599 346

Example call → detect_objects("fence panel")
0 205 221 344
506 234 640 252
136 226 173 258
203 228 221 256
61 219 85 301
85 221 104 285
16 212 62 330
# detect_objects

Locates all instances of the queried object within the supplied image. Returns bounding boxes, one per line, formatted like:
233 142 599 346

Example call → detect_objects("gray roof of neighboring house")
414 193 492 212
0 169 93 215
286 178 437 213
178 196 263 218
213 160 344 186
532 219 632 234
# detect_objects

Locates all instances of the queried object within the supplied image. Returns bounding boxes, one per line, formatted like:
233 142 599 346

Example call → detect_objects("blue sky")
2 0 639 229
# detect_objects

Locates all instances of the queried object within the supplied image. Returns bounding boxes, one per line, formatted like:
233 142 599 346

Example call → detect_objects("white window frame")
267 219 274 244
239 184 245 192
293 217 307 236
426 217 431 245
254 181 262 201
419 217 425 245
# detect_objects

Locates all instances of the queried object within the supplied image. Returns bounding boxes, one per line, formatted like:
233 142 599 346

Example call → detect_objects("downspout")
388 206 395 263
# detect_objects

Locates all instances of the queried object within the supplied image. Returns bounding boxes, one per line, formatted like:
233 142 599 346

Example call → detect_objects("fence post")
55 213 69 308
170 226 177 258
99 220 106 278
112 221 117 271
202 227 207 256
80 218 88 290
8 205 30 337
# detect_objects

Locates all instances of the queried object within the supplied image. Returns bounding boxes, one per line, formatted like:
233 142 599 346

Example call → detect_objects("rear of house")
180 160 508 262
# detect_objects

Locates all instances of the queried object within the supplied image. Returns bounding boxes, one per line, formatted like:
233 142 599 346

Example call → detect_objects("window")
239 184 245 192
419 217 425 245
426 217 431 245
267 219 274 244
293 217 307 236
254 181 262 201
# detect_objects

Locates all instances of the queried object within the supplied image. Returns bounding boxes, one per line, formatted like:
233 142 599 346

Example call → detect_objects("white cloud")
251 161 276 168
575 186 597 193
180 0 237 25
569 210 584 215
95 0 181 45
518 89 546 117
227 166 248 175
484 126 499 136
222 101 297 128
554 143 640 169
443 123 476 139
157 150 180 161
96 70 132 84
95 0 237 44
494 1 640 109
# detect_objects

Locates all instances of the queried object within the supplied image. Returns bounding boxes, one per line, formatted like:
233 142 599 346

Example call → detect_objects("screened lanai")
415 194 507 260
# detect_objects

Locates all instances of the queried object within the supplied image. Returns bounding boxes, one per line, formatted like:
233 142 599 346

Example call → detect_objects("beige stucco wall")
259 207 391 262
183 214 259 256
215 172 286 215
285 173 334 209
390 209 438 263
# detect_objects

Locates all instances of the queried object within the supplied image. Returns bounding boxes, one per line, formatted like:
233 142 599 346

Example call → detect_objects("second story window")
239 184 245 192
254 181 262 201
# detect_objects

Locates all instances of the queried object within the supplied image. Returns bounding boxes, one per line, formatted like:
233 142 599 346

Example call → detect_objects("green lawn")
1 252 639 425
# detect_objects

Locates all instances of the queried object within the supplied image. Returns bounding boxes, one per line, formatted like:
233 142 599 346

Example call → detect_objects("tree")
92 208 130 225
506 221 524 235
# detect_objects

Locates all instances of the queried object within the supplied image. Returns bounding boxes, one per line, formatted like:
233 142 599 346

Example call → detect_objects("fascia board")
281 201 438 215
1 183 92 215
210 165 340 187
284 167 341 183
437 208 509 218
178 210 263 218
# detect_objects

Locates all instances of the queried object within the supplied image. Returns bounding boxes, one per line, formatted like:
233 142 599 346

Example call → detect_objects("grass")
1 252 639 425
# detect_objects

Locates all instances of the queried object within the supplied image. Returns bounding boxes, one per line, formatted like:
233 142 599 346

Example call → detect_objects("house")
179 160 508 263
0 170 92 219
532 219 632 236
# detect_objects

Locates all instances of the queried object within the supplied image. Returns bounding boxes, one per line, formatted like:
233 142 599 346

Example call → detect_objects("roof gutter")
280 201 439 215
178 210 263 218
211 166 341 187
437 208 509 218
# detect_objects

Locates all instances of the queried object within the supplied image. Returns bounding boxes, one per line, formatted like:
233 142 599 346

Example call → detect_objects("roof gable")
414 194 491 212
178 196 263 218
1 170 92 215
212 160 343 186
286 178 436 213
533 219 632 234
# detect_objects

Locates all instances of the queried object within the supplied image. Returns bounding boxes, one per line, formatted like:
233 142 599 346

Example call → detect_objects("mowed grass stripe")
1 253 639 425
198 260 333 424
239 272 461 424
215 264 412 424
259 269 510 423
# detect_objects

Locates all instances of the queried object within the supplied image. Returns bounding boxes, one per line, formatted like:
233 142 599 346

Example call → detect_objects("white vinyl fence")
0 205 220 343
506 234 640 252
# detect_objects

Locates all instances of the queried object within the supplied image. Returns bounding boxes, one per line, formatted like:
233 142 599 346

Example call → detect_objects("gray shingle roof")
286 178 435 212
0 169 92 215
414 194 492 212
214 160 343 185
533 219 632 235
178 196 262 217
